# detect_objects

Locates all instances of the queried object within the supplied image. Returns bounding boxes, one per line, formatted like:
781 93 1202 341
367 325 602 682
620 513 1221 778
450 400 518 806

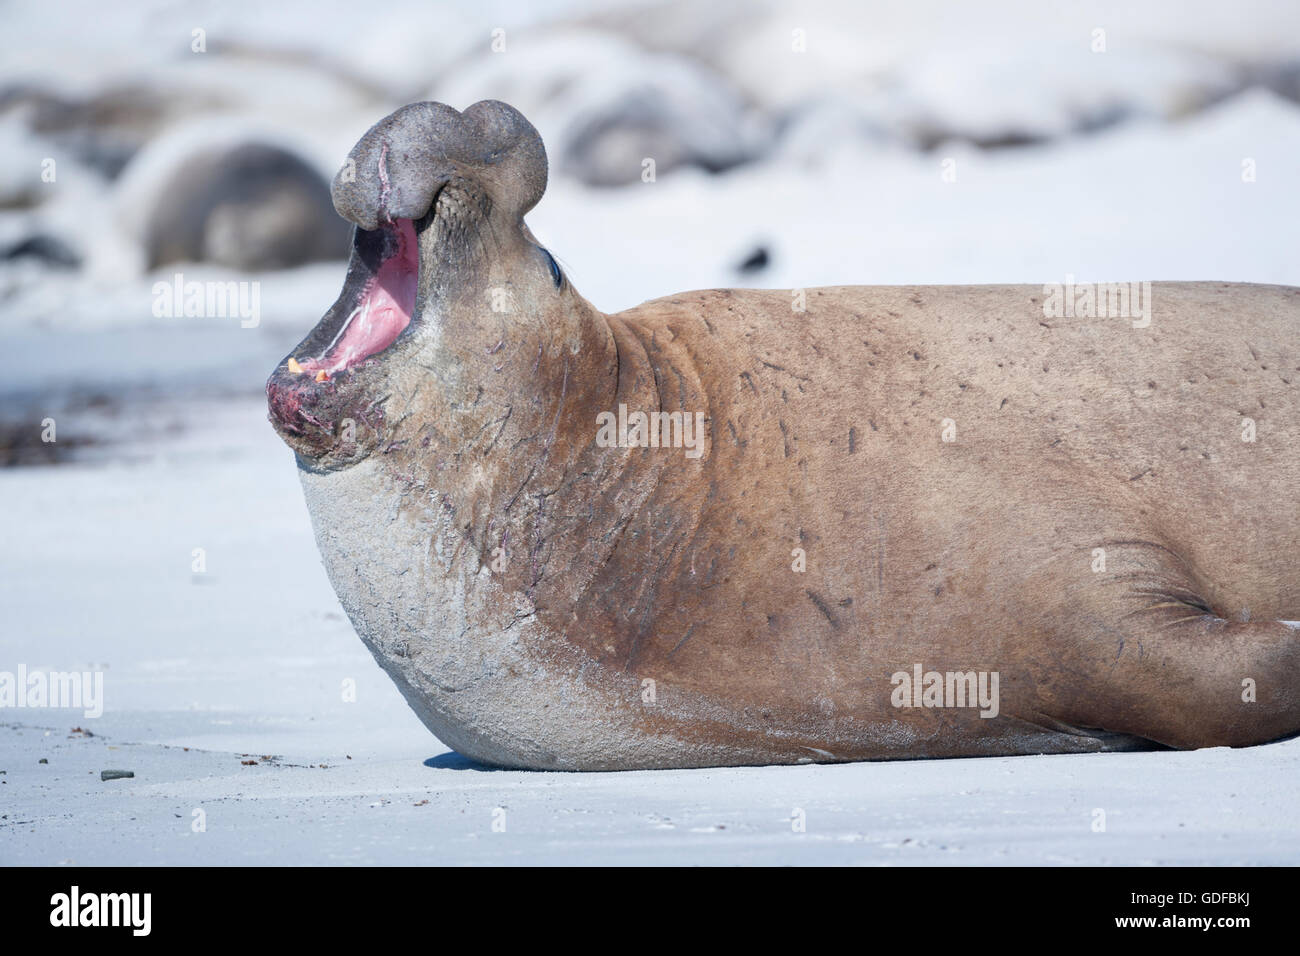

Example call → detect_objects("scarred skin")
268 100 1300 770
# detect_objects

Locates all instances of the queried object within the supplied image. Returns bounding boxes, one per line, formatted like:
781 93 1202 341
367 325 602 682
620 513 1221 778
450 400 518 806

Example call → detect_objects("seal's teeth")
287 357 304 374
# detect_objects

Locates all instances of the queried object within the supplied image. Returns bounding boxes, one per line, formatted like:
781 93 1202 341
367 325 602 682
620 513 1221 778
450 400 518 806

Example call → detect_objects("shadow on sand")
422 751 500 771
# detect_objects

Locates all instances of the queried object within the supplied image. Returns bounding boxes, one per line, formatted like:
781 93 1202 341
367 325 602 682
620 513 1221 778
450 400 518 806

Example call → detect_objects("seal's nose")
331 100 548 231
265 349 386 465
265 371 337 458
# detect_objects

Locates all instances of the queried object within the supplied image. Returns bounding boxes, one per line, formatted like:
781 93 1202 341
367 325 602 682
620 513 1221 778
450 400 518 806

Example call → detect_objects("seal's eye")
542 248 562 288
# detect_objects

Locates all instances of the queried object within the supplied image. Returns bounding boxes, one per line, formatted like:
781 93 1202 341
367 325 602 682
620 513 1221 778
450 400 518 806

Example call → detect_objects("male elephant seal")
267 100 1300 770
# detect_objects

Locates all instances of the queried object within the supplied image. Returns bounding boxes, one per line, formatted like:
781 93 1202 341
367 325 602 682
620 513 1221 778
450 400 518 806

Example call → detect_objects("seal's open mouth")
268 99 548 465
265 215 424 462
296 217 418 379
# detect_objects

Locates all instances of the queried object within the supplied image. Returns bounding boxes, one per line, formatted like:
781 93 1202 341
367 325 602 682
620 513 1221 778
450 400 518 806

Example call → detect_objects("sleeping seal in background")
266 99 1300 770
143 141 349 271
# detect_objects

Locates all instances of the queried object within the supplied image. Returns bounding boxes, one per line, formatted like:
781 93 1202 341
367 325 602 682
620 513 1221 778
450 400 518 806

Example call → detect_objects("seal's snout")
266 218 419 466
330 100 548 231
265 362 386 466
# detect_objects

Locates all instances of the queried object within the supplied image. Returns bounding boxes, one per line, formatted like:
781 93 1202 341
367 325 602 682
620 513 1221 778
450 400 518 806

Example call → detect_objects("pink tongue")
305 219 417 374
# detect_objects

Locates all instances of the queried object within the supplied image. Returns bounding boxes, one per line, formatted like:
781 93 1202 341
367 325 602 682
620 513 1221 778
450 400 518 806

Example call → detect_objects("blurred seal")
142 141 349 271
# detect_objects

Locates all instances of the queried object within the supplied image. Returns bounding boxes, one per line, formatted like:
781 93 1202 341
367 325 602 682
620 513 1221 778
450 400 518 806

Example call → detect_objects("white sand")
2 0 1299 865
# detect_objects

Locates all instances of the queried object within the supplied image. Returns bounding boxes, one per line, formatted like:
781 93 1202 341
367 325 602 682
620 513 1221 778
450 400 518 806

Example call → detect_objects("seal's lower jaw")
266 218 420 468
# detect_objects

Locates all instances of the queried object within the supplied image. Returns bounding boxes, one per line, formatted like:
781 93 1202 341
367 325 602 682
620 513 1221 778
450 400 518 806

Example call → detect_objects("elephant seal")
267 100 1300 770
142 142 349 271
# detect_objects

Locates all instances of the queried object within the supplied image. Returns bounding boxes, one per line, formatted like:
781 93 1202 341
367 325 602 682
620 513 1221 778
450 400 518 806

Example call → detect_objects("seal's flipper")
1035 541 1300 749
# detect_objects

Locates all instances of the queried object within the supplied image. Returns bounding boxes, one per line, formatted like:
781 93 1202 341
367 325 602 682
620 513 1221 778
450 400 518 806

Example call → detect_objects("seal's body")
269 101 1300 769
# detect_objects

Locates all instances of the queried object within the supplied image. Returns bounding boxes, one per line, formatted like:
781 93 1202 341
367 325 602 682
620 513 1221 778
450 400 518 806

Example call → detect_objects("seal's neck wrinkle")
403 176 524 372
379 281 656 609
428 178 496 273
